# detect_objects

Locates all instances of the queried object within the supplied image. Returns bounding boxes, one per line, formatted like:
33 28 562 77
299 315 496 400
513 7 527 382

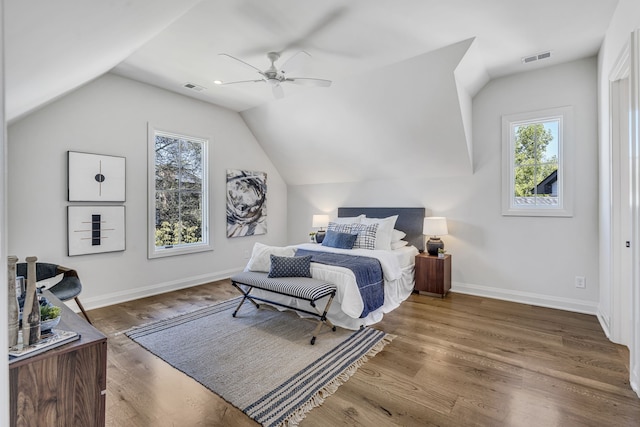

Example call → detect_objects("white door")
611 75 633 345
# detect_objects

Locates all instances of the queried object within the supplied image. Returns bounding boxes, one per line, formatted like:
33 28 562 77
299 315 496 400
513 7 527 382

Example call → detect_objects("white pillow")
331 215 365 224
391 229 406 242
391 240 409 250
361 215 399 251
246 243 295 272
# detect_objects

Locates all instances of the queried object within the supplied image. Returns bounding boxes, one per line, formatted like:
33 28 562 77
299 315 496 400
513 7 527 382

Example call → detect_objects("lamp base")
315 230 326 244
426 237 444 256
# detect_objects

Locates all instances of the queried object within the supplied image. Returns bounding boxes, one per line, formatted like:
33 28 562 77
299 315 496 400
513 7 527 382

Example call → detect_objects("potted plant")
437 248 447 258
40 304 62 331
309 232 316 243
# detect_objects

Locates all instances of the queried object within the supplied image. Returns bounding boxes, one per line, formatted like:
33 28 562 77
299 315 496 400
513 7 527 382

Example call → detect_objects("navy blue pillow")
268 255 312 278
322 229 357 249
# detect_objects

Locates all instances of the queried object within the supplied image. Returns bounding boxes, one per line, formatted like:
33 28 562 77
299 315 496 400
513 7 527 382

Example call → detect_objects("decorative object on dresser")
312 214 330 243
8 255 20 347
423 216 449 256
414 253 451 297
22 256 41 345
226 169 268 237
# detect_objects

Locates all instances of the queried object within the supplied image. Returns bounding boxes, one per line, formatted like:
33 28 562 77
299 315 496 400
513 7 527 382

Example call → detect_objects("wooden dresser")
9 291 107 426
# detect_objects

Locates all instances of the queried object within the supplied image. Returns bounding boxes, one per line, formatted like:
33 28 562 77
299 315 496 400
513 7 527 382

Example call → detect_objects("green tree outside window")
513 122 558 203
154 134 205 247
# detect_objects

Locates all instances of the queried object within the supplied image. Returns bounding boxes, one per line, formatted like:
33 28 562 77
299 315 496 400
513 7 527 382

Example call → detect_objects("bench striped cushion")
231 271 336 301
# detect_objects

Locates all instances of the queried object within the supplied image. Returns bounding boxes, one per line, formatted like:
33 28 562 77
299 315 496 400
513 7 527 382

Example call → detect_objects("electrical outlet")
575 276 586 289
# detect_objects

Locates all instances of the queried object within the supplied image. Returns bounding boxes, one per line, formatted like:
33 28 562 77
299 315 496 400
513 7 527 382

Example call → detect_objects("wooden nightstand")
414 253 451 297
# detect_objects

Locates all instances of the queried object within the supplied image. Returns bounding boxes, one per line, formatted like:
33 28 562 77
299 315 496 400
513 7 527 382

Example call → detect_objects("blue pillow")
322 229 357 249
268 255 312 278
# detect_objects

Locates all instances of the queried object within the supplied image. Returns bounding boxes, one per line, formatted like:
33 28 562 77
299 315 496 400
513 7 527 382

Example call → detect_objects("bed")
243 207 424 330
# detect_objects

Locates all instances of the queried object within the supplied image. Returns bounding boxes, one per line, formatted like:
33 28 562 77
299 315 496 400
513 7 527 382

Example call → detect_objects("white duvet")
251 243 418 330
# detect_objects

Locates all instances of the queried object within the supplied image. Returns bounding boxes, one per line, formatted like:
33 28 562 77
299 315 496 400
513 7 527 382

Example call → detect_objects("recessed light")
214 80 223 85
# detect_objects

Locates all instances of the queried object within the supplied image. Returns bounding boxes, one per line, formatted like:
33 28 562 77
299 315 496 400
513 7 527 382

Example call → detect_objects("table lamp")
423 217 448 256
312 214 330 243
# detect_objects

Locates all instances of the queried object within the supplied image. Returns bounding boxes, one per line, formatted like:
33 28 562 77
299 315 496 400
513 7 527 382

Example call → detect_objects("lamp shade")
312 214 330 229
423 217 448 236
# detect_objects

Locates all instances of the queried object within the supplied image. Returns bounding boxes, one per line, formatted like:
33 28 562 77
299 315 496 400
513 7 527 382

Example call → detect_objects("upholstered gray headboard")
337 207 426 251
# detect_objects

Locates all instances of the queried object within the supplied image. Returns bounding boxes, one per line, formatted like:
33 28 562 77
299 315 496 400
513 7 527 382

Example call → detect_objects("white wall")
288 57 599 314
241 39 480 186
7 73 288 309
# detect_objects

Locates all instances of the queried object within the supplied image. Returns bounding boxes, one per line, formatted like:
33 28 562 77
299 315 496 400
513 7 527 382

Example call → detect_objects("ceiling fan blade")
279 51 311 75
219 79 265 86
239 5 348 57
272 84 284 99
279 7 348 53
287 77 332 87
219 53 264 75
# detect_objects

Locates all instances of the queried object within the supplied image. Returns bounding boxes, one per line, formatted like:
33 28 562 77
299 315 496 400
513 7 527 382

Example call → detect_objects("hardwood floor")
89 280 640 426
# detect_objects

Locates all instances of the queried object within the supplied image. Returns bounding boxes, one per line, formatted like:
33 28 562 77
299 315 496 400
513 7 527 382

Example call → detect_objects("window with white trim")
502 106 573 217
148 126 211 258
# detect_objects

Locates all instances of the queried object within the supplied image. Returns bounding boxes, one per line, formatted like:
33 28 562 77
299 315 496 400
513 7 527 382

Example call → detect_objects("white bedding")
250 243 419 330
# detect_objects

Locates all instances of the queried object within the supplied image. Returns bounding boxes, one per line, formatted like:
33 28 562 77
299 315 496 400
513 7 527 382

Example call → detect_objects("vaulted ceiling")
5 0 620 184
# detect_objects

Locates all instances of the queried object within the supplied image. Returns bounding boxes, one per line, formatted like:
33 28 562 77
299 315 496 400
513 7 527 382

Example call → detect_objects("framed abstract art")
68 151 126 202
226 169 267 238
68 206 126 256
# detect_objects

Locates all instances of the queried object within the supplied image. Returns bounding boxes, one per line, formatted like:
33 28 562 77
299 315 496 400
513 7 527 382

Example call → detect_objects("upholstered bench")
230 271 337 345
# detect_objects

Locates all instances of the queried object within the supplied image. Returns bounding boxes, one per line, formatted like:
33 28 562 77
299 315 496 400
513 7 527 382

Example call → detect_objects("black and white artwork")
68 206 126 256
68 151 126 201
226 169 267 238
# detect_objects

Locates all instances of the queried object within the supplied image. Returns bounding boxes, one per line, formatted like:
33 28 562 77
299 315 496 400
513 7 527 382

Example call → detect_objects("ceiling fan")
217 51 332 99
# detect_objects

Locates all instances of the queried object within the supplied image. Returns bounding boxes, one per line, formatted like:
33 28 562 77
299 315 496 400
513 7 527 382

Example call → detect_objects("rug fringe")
278 333 396 427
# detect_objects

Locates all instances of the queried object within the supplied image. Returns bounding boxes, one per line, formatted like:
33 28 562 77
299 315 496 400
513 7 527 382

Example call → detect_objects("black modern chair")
16 262 92 324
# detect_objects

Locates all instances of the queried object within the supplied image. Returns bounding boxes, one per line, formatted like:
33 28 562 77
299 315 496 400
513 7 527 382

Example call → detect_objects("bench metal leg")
230 282 260 317
310 292 336 345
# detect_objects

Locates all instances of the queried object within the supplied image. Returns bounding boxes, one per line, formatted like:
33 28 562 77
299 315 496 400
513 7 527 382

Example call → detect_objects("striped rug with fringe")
126 297 393 427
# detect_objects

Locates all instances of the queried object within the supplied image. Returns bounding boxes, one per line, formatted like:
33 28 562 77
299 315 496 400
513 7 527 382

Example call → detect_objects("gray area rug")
126 297 393 427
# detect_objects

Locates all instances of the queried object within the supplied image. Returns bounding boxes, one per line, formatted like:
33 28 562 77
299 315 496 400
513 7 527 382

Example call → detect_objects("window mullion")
177 140 183 246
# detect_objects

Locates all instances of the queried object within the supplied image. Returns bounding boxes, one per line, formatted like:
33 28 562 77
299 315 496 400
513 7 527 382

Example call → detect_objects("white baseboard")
65 275 599 319
452 281 598 315
64 267 243 314
596 310 612 339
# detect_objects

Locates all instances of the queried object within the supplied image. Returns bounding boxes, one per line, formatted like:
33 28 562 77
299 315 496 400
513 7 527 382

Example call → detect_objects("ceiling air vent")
183 82 206 92
522 51 552 64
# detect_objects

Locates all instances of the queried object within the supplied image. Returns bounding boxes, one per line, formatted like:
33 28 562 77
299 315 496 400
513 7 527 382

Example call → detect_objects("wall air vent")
522 51 552 64
183 82 206 92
